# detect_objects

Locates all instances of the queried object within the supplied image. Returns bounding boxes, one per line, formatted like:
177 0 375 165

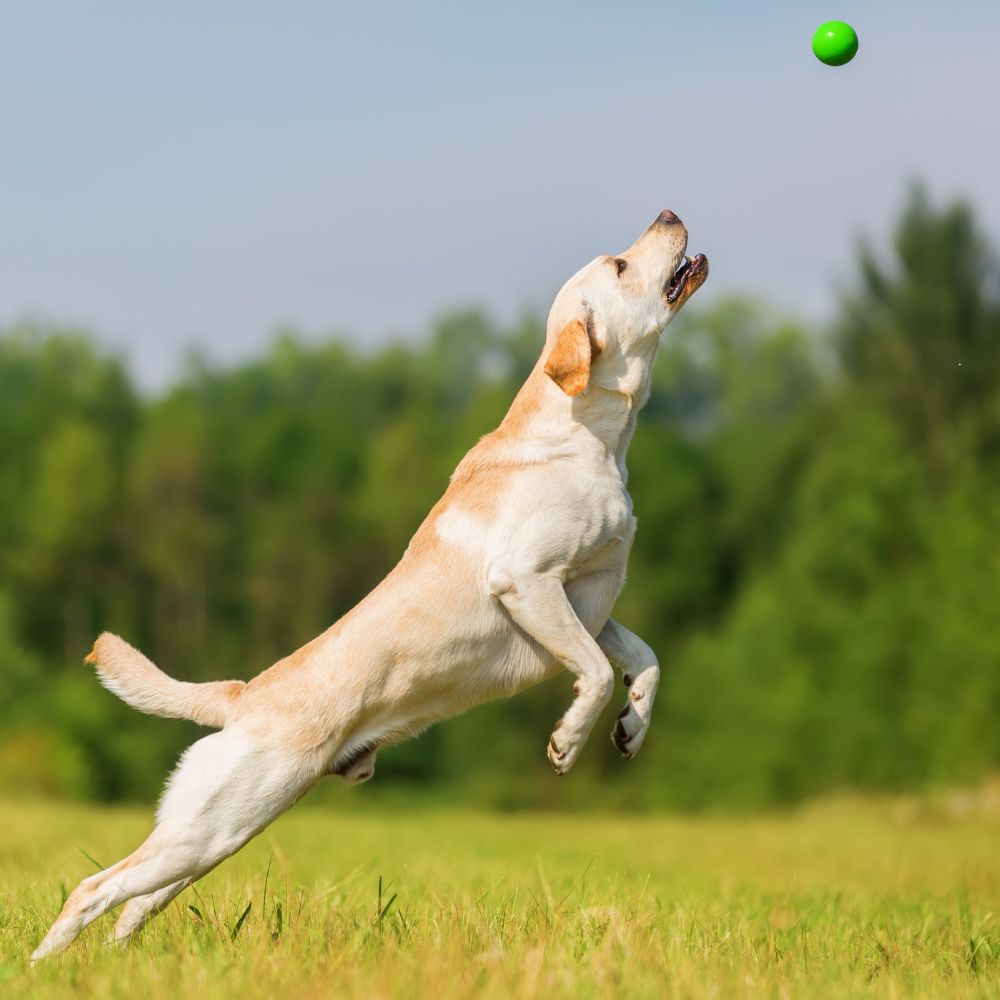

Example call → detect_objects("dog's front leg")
598 618 660 758
491 570 614 774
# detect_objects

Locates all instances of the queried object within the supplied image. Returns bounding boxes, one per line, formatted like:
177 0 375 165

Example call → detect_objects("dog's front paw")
611 698 649 759
546 722 582 775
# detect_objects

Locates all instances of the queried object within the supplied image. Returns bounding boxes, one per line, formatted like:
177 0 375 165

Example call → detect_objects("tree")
838 185 1000 472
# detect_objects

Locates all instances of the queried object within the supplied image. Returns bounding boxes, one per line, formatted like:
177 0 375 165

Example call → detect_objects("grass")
0 792 998 998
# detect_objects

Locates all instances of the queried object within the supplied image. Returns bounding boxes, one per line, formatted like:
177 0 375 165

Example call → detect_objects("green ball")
812 20 859 66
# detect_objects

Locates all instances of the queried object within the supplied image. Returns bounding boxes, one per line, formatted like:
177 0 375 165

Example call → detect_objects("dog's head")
543 210 708 396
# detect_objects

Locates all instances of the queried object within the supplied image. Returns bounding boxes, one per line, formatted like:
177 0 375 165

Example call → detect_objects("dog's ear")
544 312 602 396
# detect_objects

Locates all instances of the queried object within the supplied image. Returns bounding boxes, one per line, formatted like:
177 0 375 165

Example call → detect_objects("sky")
2 1 999 389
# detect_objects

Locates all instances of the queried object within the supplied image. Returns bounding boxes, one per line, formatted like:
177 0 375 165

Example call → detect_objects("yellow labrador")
33 210 708 960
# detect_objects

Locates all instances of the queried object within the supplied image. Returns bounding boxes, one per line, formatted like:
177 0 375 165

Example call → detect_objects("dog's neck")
571 344 659 476
574 383 643 476
493 337 661 480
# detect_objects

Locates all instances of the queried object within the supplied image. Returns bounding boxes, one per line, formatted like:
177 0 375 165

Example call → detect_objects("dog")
32 210 708 960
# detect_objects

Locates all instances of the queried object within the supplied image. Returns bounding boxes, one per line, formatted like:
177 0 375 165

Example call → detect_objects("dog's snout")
655 209 682 227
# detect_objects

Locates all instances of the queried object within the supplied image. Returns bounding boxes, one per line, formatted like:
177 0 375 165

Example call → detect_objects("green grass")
1 793 998 998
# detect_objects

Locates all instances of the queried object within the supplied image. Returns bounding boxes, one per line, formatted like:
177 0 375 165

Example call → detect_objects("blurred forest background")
1 188 998 810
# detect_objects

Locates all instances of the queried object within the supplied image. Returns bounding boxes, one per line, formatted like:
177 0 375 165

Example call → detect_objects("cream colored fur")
32 210 708 961
86 638 245 728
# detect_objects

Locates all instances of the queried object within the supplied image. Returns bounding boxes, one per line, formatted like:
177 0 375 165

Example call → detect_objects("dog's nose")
655 209 682 226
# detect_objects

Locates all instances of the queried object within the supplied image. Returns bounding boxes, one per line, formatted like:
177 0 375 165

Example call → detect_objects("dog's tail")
85 633 245 729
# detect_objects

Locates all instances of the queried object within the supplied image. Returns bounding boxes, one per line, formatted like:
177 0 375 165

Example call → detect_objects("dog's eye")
613 258 627 277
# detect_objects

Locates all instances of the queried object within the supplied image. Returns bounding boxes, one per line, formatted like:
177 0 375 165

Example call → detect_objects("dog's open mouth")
666 253 709 303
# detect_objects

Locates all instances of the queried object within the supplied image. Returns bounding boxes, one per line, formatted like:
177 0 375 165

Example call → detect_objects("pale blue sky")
2 2 998 387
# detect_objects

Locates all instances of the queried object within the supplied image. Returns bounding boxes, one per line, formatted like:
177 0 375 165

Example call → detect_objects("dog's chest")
561 476 636 575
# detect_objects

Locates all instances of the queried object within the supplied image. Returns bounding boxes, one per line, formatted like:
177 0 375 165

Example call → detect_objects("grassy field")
1 792 997 998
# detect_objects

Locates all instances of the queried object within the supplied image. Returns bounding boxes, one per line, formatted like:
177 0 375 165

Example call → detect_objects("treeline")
1 188 998 809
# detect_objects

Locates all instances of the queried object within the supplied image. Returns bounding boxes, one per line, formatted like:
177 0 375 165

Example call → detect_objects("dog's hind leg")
32 834 205 961
109 878 191 945
32 727 319 961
